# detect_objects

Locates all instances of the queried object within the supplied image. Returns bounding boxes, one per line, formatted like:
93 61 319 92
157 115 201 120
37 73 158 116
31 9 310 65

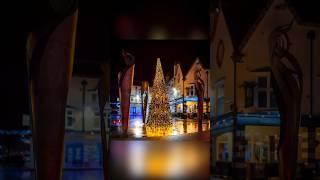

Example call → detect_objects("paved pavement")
111 116 210 139
1 117 211 179
1 131 210 180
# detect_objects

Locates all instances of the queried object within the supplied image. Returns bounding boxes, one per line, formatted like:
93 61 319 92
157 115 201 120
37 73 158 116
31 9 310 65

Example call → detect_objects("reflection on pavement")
122 116 210 138
108 116 210 179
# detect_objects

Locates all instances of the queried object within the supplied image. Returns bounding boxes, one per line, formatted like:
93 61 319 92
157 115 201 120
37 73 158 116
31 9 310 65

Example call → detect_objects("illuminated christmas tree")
146 58 173 136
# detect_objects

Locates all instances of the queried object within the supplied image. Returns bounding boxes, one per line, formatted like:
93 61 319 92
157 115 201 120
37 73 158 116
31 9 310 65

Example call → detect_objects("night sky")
110 40 209 101
3 0 210 129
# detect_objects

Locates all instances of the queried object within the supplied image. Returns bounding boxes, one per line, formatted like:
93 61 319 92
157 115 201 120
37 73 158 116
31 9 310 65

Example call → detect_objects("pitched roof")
219 0 320 52
177 60 194 77
178 57 209 77
220 0 272 50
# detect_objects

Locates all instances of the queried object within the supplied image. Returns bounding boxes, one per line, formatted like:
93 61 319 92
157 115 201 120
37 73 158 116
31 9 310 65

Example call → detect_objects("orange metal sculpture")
118 50 135 136
270 24 303 180
27 10 78 180
195 64 205 132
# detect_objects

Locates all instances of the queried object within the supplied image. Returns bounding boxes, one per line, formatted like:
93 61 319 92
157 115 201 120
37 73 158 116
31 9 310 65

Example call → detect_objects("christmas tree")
146 58 173 136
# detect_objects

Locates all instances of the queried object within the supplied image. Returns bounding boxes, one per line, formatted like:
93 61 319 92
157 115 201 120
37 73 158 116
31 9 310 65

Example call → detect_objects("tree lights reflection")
128 116 210 138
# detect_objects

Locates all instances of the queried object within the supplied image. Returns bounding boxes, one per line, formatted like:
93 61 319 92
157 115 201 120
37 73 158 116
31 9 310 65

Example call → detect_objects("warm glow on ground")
146 126 173 137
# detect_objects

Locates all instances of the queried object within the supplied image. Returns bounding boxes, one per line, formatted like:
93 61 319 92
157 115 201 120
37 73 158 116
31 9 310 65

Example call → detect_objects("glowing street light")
173 88 178 97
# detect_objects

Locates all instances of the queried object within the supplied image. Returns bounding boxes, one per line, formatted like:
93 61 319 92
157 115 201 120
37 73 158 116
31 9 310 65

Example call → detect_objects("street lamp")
172 87 178 114
173 87 178 97
231 51 244 177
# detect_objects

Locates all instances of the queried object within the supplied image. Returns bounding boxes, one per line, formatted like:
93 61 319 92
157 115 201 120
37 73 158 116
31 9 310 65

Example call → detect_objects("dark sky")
110 40 209 101
76 0 210 101
110 0 209 40
3 0 209 129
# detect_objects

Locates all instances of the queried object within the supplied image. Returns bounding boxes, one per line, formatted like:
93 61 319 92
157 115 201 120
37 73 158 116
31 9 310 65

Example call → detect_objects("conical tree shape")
146 58 173 136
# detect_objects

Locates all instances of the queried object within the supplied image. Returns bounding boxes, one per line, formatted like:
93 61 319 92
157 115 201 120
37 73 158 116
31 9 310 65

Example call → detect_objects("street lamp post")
231 51 244 178
172 87 178 114
182 76 186 115
81 79 88 132
307 30 316 167
307 31 315 117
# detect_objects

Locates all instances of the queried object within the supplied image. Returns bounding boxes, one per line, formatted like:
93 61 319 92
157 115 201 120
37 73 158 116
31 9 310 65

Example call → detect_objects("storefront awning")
171 97 199 104
212 111 281 135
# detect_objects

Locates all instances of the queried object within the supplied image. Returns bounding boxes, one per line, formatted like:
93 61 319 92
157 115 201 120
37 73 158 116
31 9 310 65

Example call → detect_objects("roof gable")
185 58 208 79
220 0 272 51
242 0 296 52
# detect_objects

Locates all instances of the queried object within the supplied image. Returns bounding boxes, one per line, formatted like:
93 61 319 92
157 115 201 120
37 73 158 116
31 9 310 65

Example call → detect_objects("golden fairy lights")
146 58 173 137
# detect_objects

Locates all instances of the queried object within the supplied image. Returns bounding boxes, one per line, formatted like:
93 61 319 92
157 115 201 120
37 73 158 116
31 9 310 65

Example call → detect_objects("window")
66 109 74 128
258 91 267 107
255 76 276 109
130 107 136 114
67 117 73 127
186 85 194 96
245 126 280 163
216 132 232 161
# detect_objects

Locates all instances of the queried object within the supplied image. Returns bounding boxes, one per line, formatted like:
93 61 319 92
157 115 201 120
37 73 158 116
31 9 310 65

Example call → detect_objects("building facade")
65 76 110 132
168 58 211 119
210 0 320 178
64 75 110 168
129 84 143 117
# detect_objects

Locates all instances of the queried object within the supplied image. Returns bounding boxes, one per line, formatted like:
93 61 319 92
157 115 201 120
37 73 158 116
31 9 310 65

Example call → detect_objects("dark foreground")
1 134 210 180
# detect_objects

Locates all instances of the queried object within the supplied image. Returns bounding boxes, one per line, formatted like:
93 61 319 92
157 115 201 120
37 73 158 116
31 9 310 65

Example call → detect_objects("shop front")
211 112 320 178
211 112 281 178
